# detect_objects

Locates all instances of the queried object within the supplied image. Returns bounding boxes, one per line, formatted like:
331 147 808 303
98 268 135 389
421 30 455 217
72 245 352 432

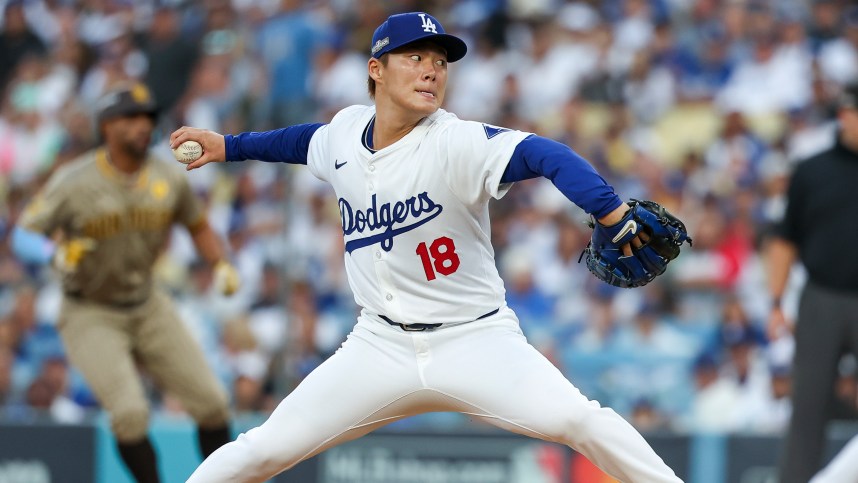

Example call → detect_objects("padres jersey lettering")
19 148 205 305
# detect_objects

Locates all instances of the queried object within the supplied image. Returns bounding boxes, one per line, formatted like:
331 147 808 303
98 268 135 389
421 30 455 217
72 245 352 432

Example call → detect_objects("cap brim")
390 33 468 62
427 33 467 62
99 106 160 124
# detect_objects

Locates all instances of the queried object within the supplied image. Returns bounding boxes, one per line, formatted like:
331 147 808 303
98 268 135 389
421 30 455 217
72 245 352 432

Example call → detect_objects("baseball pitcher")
172 13 689 483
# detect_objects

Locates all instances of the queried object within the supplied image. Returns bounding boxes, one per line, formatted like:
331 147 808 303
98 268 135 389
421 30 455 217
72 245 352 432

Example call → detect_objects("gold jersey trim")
95 148 151 190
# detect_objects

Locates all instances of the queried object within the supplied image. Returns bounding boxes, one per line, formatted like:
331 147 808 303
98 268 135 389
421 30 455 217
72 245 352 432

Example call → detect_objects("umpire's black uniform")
776 128 858 483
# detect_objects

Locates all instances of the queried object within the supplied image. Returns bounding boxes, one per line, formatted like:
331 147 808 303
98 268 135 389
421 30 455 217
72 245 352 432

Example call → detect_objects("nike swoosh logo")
611 219 638 243
335 159 348 170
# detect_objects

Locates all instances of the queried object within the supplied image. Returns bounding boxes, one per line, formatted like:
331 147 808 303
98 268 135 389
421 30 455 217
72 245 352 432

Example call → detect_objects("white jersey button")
369 165 376 172
368 183 374 190
386 293 393 301
375 251 381 259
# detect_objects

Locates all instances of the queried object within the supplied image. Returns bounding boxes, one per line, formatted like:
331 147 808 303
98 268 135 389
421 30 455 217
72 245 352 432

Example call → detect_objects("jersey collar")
361 115 378 154
361 110 447 154
95 148 151 189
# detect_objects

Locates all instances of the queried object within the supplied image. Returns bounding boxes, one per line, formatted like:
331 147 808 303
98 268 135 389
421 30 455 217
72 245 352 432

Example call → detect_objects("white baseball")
172 140 203 164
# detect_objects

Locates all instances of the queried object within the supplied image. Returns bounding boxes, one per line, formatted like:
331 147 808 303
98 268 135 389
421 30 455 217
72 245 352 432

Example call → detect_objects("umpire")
12 83 240 483
767 83 858 483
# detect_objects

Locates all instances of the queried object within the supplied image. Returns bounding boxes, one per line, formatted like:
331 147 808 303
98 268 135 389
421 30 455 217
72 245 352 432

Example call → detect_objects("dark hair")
367 54 388 100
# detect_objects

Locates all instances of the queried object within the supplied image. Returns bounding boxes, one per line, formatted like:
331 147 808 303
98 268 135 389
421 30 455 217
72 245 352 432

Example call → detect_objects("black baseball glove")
581 199 692 288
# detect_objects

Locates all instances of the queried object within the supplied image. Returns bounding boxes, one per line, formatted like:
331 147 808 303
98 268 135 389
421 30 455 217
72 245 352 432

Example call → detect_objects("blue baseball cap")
371 12 467 62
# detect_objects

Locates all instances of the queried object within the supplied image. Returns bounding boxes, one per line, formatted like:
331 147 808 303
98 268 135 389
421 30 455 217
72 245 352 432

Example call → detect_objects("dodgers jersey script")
306 105 530 325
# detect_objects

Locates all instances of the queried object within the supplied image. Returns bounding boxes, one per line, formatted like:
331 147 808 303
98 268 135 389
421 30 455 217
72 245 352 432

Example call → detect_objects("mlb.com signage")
0 423 94 482
1 418 855 482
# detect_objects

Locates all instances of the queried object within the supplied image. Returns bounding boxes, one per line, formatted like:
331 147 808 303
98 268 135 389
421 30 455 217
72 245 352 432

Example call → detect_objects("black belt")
380 308 500 332
65 291 146 309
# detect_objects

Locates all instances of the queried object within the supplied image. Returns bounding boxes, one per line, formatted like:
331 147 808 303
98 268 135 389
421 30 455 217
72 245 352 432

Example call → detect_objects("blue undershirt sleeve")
11 226 55 265
224 123 325 164
501 135 623 219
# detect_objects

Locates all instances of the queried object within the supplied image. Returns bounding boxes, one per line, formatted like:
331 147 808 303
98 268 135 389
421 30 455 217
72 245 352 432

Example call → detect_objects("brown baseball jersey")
19 147 206 306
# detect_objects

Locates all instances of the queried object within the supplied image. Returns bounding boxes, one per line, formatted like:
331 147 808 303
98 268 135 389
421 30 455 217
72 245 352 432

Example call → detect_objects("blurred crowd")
2 0 858 436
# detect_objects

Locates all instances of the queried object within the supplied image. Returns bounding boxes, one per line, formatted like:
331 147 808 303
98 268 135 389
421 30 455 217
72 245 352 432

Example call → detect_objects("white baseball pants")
186 307 681 482
810 434 858 483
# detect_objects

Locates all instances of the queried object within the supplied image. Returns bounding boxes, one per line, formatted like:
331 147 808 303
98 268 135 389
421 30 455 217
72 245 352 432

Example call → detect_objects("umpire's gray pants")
779 281 858 483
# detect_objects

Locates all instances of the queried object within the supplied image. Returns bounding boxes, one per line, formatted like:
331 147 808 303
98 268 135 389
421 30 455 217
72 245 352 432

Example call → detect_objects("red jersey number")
416 236 461 281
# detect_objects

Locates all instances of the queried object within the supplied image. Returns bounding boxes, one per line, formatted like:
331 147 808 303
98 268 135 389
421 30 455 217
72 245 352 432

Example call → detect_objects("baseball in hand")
172 141 203 164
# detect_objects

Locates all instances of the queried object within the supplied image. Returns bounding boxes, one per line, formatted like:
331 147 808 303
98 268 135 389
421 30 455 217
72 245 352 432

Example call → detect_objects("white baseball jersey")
306 105 530 325
187 104 683 483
